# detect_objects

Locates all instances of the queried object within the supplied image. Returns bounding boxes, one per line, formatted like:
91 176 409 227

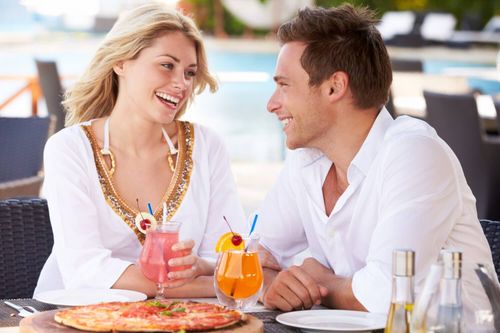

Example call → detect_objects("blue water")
1 0 499 161
425 60 500 95
186 50 285 162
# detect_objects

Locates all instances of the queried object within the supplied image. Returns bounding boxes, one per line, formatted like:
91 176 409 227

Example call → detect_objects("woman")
34 3 246 298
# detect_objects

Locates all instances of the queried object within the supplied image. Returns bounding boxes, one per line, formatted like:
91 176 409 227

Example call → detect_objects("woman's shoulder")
184 121 225 147
44 122 91 154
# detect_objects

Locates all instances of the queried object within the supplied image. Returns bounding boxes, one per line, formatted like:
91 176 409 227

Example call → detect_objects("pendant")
167 154 175 172
100 148 116 177
134 212 158 234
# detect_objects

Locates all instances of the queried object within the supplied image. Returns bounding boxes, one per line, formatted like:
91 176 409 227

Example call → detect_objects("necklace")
100 117 178 177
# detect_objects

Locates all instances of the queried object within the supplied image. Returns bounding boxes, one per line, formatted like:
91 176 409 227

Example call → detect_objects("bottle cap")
393 249 415 277
441 250 462 279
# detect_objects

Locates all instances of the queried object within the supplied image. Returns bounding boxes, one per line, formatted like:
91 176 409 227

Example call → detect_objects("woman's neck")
107 108 177 157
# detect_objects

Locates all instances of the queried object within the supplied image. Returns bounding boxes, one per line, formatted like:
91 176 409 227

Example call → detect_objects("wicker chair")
0 116 51 199
0 198 53 298
424 91 500 220
387 58 424 119
35 59 66 133
480 219 500 279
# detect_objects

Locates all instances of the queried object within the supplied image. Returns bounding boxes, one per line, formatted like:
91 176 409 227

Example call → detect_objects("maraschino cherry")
136 198 151 231
231 234 243 246
223 216 242 246
140 219 151 230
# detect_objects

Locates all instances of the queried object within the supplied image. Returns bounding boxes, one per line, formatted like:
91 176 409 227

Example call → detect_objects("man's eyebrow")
273 75 288 82
157 54 197 67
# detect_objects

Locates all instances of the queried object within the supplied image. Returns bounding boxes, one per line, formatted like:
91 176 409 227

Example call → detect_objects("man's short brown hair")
277 4 392 110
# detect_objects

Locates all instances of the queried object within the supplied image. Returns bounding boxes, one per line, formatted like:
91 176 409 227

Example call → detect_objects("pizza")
54 300 245 332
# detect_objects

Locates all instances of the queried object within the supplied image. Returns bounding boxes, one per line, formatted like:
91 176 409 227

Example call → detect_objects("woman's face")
115 31 197 124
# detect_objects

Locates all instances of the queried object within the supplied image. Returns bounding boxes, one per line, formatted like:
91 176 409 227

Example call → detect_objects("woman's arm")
43 130 132 290
112 264 215 298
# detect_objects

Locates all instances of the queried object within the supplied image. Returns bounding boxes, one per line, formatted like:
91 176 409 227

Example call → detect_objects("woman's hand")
163 239 214 288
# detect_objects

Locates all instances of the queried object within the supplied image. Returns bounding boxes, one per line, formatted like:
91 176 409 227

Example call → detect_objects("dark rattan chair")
494 99 500 135
387 58 424 118
0 198 53 299
391 58 424 72
424 91 500 220
479 219 500 279
35 59 66 133
0 117 51 199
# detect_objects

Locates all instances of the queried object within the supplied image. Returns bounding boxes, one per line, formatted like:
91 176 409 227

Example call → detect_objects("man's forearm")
321 275 366 311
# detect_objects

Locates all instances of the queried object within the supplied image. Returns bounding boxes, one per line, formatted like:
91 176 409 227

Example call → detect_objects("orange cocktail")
214 246 263 310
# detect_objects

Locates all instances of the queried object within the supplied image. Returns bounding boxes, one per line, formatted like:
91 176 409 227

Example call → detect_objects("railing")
0 75 40 116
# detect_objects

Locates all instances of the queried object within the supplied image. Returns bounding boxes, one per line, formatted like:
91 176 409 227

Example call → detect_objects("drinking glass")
424 262 497 333
214 237 263 310
139 221 184 299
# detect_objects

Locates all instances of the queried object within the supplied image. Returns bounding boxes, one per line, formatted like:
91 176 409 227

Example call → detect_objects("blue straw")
147 203 153 215
245 214 259 252
249 214 259 236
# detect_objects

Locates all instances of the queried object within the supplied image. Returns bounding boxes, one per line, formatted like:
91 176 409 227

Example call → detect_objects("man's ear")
113 61 125 76
325 71 348 100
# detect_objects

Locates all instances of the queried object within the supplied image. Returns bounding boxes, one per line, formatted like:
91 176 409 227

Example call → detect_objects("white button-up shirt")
256 109 493 313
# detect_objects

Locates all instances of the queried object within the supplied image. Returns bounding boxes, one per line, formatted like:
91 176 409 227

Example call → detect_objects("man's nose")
267 91 280 113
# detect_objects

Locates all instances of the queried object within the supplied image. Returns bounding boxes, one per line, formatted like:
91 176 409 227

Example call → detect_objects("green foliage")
185 0 499 35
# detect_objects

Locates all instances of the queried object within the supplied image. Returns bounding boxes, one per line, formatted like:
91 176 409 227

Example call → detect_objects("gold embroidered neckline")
82 121 195 244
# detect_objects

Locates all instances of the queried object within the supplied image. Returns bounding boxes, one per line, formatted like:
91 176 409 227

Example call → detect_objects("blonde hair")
64 2 217 126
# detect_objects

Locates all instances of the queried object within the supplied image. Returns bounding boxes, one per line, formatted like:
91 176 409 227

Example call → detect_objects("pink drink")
140 230 179 284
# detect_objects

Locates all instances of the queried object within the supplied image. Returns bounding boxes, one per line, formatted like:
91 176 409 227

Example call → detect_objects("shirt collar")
349 108 393 178
295 108 393 172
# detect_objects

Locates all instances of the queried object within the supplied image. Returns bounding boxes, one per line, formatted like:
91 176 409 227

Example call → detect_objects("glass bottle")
385 249 415 333
432 250 464 333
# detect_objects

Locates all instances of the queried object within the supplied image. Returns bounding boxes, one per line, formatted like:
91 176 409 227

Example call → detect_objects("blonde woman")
34 3 246 298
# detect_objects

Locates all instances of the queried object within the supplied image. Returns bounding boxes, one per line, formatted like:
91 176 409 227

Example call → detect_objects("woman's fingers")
168 254 197 267
171 239 195 251
168 266 196 280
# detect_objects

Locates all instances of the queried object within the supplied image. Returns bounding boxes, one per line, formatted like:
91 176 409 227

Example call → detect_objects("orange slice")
215 232 245 252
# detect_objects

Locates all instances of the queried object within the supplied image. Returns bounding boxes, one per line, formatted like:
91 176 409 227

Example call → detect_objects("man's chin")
285 138 302 150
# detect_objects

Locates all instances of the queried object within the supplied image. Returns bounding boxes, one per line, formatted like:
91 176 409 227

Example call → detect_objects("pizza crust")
54 300 243 332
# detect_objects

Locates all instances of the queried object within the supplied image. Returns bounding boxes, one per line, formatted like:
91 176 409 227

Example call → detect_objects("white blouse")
34 121 246 295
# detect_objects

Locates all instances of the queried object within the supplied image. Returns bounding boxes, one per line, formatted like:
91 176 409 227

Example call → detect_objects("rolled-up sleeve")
43 132 132 289
352 135 461 313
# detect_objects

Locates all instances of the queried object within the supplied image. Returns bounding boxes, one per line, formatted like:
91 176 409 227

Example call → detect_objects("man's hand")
262 264 328 311
258 245 281 271
299 258 366 311
299 257 334 284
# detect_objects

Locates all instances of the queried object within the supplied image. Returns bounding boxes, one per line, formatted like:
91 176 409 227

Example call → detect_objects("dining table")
0 297 385 333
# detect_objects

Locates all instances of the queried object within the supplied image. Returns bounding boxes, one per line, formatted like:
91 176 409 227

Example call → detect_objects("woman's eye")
162 63 174 70
185 70 197 78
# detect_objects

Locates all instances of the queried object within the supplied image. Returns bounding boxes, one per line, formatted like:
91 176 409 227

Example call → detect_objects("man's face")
267 42 331 150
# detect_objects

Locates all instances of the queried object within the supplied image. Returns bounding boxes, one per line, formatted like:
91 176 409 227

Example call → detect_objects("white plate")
34 288 147 307
276 309 386 333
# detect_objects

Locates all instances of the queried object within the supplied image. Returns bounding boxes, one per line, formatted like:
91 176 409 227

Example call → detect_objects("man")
256 4 493 313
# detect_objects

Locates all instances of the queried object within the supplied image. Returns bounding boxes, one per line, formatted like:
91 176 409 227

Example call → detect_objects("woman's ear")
113 61 125 76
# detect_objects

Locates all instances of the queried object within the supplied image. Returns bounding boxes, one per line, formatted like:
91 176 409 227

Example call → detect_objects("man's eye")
162 63 174 70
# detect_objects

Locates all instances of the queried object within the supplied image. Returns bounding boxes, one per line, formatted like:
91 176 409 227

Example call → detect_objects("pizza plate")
34 288 147 307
